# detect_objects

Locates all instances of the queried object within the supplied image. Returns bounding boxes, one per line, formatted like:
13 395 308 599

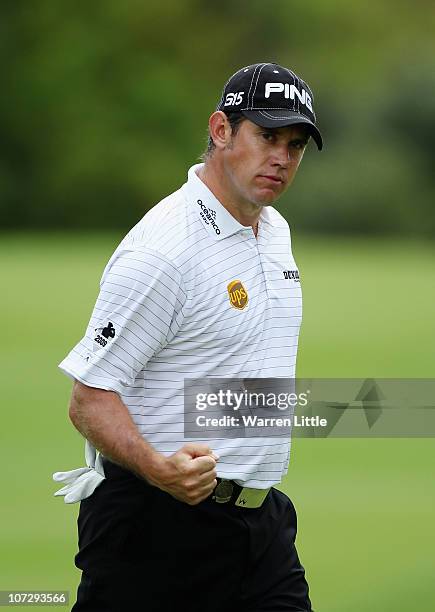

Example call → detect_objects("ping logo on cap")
227 280 248 310
265 82 313 112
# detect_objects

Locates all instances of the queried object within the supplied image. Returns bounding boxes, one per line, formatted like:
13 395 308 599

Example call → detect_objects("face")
221 118 309 209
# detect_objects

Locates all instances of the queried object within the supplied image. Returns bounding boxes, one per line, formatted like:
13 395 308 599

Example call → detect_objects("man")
54 61 323 611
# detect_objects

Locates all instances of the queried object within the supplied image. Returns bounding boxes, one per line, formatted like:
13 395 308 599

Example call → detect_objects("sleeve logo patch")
93 321 116 351
227 280 248 310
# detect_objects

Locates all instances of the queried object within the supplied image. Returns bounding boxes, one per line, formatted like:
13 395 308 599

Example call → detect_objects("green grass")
0 233 434 611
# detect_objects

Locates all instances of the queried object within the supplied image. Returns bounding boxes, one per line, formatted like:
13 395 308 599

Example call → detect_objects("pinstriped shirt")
59 163 303 488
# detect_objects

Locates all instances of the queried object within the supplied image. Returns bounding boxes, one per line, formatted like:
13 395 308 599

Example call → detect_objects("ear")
208 111 232 151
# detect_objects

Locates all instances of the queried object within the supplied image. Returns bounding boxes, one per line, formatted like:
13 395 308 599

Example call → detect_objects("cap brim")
241 109 323 151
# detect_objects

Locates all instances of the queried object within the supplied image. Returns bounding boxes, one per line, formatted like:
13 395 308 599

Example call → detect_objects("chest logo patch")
283 269 300 282
227 280 248 310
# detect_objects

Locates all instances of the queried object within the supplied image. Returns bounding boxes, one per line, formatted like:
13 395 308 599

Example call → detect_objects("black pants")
72 460 313 611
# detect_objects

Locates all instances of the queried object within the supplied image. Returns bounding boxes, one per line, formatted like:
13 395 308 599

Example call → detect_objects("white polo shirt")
58 163 303 491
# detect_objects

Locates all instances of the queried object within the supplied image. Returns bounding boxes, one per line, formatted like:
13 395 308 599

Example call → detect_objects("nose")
271 143 291 168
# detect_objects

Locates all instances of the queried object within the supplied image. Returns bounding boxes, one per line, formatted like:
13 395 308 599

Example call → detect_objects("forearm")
69 381 218 505
69 381 165 485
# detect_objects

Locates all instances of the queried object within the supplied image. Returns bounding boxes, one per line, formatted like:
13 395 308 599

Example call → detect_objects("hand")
147 443 219 505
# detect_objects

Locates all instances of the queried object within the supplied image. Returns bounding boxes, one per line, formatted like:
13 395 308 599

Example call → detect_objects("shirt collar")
184 163 274 240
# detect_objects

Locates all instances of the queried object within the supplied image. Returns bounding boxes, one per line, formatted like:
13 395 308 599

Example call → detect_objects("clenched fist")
147 443 219 505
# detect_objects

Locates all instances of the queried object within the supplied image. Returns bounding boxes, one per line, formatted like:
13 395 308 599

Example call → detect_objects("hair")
200 112 246 162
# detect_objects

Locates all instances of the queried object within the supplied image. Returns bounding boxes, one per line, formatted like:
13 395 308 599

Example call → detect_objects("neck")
198 160 261 234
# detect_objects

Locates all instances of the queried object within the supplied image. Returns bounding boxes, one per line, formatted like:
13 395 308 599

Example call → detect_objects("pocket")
77 474 154 565
115 489 156 562
273 488 298 527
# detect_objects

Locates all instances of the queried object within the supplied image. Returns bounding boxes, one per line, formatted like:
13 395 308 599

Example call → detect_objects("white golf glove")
53 440 105 504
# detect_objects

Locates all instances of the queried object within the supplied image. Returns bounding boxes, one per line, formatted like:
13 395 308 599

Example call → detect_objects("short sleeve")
59 247 186 394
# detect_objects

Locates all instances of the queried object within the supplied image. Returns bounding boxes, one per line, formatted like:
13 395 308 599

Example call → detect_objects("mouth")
258 175 284 186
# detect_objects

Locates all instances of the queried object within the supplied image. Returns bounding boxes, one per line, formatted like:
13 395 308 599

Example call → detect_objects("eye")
289 140 307 151
261 132 275 142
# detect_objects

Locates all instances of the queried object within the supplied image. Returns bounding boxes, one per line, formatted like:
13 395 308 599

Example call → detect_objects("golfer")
54 61 323 611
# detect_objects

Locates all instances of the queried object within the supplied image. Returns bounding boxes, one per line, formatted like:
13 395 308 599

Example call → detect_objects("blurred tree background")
1 0 434 235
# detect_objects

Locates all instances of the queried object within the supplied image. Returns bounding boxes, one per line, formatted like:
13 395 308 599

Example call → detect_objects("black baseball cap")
217 62 323 150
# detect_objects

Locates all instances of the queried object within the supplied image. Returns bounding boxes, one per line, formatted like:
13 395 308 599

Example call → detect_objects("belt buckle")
213 479 233 503
234 486 270 508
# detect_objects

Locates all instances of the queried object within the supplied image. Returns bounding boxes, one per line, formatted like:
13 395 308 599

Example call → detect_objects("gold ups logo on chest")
227 280 248 310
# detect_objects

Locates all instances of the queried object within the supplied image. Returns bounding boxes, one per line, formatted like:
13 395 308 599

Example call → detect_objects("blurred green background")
1 1 434 611
2 0 435 235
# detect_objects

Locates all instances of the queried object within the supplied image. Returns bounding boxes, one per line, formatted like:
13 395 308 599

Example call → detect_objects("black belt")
101 460 270 509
